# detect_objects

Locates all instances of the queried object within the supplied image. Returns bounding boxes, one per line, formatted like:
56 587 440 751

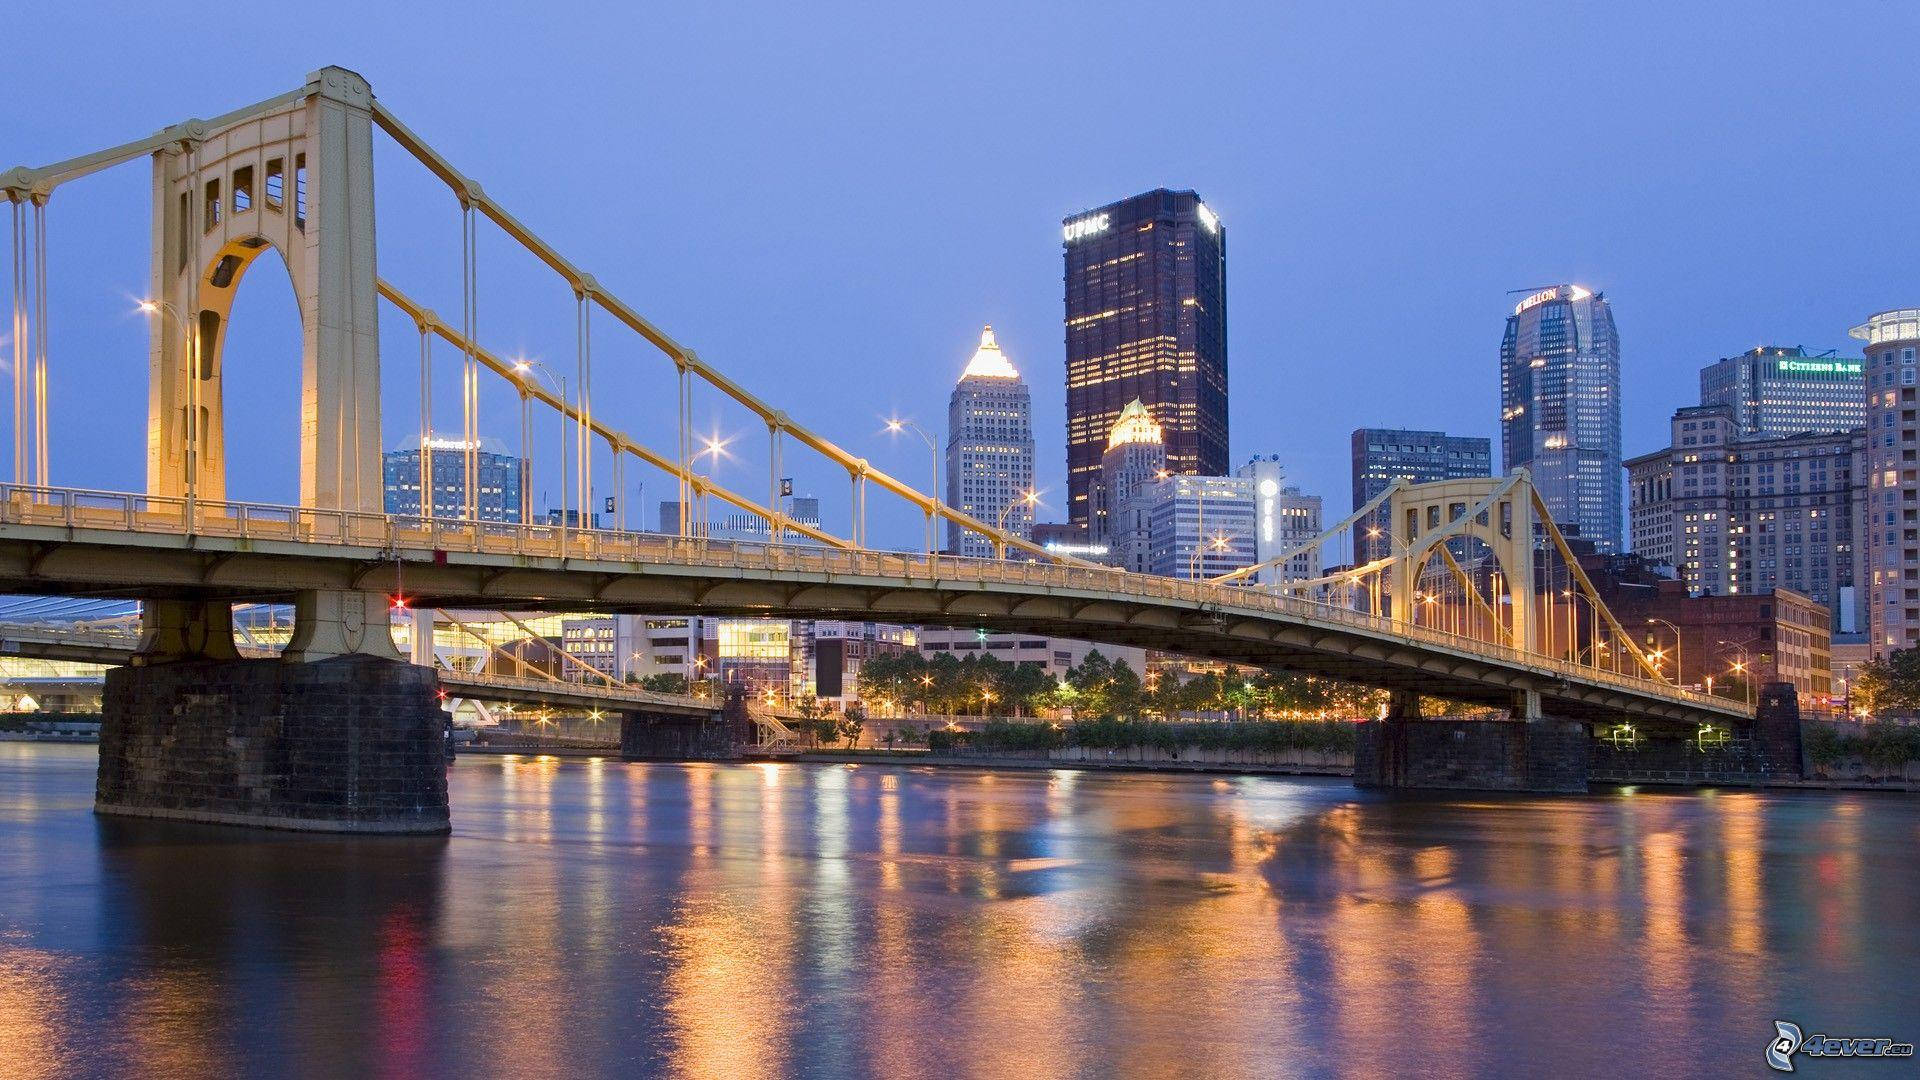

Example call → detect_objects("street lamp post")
691 434 730 537
884 417 938 555
514 359 570 547
1646 617 1683 686
994 489 1041 559
1718 639 1758 707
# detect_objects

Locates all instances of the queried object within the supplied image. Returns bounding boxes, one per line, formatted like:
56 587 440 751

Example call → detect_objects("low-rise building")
915 628 1146 682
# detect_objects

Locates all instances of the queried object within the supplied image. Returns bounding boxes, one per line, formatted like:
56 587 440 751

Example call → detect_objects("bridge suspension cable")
366 102 1073 565
376 279 847 549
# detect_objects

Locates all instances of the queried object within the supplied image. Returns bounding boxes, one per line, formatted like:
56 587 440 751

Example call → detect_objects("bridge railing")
440 669 712 711
0 483 1736 712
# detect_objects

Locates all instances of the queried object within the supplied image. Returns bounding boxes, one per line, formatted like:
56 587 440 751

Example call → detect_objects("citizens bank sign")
1777 359 1863 377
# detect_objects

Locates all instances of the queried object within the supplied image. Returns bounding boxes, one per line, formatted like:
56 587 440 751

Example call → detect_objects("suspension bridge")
0 67 1755 832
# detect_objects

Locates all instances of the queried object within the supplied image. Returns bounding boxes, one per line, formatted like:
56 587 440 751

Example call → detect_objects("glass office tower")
1063 189 1226 533
383 434 527 522
1500 285 1622 551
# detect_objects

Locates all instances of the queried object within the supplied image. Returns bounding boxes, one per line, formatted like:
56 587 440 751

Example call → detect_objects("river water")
0 743 1914 1078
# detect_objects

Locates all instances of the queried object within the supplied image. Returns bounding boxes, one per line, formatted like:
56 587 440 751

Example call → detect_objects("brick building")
1582 552 1832 703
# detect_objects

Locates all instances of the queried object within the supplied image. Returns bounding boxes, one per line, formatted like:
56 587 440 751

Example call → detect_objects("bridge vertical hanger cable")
767 420 779 544
31 199 47 489
517 381 531 524
8 197 23 487
418 323 432 521
184 139 200 522
461 204 480 523
575 292 590 531
683 363 698 534
612 441 624 532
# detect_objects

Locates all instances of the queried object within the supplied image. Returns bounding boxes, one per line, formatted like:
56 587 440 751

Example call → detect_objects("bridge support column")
619 683 749 761
131 599 242 663
96 589 446 833
1354 691 1419 788
281 589 402 662
1755 682 1804 780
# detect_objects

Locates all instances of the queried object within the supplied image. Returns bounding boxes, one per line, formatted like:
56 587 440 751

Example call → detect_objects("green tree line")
858 648 1385 721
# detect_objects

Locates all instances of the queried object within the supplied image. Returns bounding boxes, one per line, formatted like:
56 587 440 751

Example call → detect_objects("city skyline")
1 16 1914 1077
7 4 1913 558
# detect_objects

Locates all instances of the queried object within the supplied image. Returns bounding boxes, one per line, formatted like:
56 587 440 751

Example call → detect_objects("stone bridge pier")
95 591 449 834
1354 690 1590 794
1358 686 1801 794
619 683 750 761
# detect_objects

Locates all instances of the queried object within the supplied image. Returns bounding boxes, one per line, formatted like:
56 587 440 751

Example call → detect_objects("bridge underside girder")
0 530 1747 726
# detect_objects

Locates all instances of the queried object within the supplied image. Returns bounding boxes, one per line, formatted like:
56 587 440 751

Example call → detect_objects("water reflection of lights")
2 749 1909 1077
0 947 76 1079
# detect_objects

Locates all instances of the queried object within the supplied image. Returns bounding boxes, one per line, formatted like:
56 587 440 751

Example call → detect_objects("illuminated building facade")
797 621 916 705
915 629 1147 683
1237 456 1321 582
716 618 794 697
1851 308 1920 653
945 326 1034 557
383 434 527 522
1624 404 1864 632
1123 474 1255 581
1349 428 1492 563
1063 188 1226 533
1500 285 1622 551
1091 398 1167 547
1699 345 1865 438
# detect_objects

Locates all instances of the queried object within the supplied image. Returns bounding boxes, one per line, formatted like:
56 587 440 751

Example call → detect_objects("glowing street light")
996 488 1042 535
883 415 939 554
514 357 573 533
1646 617 1683 686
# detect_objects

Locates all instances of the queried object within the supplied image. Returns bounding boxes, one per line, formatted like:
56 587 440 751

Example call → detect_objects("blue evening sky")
4 2 1915 549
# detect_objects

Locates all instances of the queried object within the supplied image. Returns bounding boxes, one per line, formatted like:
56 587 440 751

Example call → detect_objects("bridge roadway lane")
0 495 1749 725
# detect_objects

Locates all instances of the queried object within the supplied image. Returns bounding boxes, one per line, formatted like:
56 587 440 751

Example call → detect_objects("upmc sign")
1062 212 1111 243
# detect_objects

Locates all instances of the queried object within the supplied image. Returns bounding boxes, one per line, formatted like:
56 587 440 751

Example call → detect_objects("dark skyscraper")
1062 188 1226 534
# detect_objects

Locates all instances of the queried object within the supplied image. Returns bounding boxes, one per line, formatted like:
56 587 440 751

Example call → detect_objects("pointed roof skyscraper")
960 325 1020 380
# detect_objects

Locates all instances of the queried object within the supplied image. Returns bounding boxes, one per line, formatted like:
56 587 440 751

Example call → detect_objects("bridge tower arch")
147 66 382 513
1387 474 1538 653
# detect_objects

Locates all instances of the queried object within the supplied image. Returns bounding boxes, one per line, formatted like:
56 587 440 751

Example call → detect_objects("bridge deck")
0 486 1750 725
